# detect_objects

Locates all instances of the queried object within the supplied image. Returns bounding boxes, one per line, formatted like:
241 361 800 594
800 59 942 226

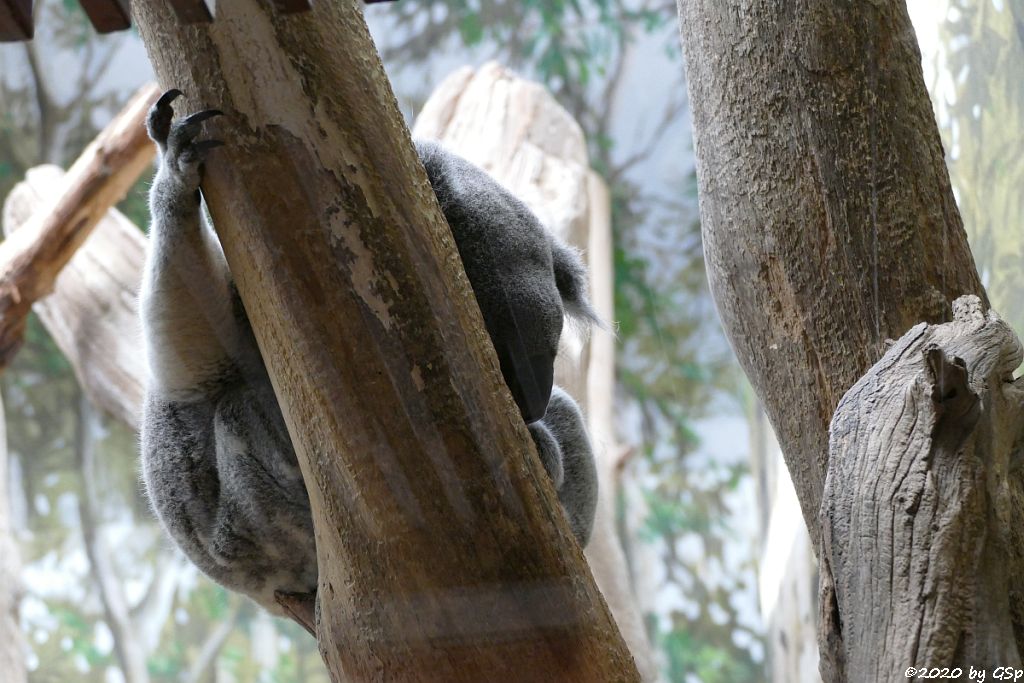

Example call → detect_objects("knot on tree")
818 295 1024 682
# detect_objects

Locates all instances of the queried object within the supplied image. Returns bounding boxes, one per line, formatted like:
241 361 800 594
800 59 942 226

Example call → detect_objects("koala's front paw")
528 421 565 489
148 89 224 189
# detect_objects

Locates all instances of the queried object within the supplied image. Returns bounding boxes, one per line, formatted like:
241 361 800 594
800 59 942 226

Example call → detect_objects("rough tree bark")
819 295 1024 680
412 61 657 681
675 1 1021 681
0 393 25 683
677 0 985 545
131 1 637 681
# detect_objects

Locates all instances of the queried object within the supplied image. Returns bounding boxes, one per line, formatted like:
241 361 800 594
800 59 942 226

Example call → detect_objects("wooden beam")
79 0 130 33
0 83 159 370
0 0 32 42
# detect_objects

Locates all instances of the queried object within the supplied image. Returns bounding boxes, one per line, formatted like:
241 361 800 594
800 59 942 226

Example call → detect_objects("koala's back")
141 368 316 612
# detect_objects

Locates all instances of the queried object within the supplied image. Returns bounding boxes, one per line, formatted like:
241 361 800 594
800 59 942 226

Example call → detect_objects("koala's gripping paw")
528 421 565 489
147 89 224 186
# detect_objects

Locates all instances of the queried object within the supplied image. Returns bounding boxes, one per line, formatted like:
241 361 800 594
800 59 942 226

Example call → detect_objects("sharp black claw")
157 89 184 108
183 109 224 126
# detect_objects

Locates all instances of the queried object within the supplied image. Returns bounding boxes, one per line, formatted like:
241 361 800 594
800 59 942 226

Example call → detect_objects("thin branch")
22 41 58 164
131 550 188 653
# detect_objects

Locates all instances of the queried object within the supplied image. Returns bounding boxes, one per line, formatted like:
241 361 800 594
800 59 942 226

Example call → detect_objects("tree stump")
819 295 1024 681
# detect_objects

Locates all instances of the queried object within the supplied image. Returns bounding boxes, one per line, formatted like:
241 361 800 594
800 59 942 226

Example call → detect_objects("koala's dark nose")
497 344 554 424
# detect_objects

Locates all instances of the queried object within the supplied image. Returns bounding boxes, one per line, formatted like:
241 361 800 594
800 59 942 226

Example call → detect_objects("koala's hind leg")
140 91 253 396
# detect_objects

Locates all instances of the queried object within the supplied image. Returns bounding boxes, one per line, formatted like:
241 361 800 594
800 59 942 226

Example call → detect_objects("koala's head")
416 139 565 423
455 198 564 425
485 280 563 424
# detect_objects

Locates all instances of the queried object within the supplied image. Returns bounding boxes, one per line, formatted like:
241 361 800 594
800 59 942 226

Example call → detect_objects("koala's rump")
141 379 316 613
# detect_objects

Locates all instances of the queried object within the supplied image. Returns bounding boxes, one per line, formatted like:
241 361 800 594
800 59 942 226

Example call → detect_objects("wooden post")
79 0 130 33
0 0 31 41
130 1 638 680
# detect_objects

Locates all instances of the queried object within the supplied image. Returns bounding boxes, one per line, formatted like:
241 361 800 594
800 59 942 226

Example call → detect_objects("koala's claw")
167 108 223 153
147 89 184 147
182 109 224 127
148 92 225 186
157 88 184 107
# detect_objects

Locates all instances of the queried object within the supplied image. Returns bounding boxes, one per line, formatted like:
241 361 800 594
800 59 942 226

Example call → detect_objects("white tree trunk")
413 62 658 681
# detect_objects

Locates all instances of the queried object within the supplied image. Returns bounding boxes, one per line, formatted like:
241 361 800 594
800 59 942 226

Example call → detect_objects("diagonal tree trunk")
131 1 638 680
0 84 156 370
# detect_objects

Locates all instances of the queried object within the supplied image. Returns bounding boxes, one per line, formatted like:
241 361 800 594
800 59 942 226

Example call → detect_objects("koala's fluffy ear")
551 241 604 331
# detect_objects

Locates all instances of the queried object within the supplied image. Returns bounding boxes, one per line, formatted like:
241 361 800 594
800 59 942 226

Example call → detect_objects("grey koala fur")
140 91 600 616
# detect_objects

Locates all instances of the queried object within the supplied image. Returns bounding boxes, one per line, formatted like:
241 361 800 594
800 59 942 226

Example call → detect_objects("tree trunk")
820 295 1024 680
130 2 637 681
0 394 25 683
677 0 985 545
675 1 1024 680
412 61 658 681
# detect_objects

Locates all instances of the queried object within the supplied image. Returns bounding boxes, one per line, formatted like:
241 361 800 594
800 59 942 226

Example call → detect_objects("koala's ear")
497 343 554 424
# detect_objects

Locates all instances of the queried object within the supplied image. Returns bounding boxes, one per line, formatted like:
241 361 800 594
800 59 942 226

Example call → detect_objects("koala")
139 90 600 617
